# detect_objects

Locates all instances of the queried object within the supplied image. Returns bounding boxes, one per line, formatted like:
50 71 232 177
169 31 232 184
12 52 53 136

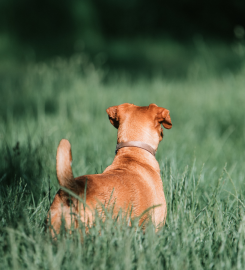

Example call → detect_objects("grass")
0 52 245 269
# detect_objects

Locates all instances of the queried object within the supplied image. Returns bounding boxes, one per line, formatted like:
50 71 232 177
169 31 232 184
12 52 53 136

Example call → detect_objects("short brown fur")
47 103 172 235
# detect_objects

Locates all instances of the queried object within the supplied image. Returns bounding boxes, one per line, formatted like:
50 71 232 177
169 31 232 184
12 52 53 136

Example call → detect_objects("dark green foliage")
0 0 245 68
0 140 47 201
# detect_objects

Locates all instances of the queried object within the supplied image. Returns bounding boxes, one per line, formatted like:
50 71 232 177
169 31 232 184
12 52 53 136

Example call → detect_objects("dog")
47 103 172 235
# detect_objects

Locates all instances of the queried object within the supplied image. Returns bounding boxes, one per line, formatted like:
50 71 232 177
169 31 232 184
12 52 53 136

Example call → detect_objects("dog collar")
115 141 156 156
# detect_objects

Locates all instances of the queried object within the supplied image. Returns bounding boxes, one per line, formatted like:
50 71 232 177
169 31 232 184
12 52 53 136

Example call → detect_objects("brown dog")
47 103 172 235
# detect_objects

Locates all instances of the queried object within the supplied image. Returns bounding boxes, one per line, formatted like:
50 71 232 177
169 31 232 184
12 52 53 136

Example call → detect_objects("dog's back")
47 103 172 235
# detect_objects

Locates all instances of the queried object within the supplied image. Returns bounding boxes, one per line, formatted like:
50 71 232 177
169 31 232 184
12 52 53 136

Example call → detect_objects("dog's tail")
56 139 77 193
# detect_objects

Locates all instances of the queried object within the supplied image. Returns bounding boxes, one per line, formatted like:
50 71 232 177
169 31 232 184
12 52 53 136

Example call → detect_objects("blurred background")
0 0 245 76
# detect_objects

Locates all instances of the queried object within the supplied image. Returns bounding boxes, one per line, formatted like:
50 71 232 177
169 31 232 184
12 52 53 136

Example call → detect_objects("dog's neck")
115 141 156 156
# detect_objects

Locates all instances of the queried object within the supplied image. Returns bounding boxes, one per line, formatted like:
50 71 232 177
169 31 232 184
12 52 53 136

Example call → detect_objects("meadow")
0 52 245 269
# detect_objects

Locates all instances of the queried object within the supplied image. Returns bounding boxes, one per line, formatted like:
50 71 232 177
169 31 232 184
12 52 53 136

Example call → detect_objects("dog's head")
106 103 172 150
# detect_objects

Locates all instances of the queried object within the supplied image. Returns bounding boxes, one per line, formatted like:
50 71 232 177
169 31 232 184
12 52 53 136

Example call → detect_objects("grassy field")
0 54 245 269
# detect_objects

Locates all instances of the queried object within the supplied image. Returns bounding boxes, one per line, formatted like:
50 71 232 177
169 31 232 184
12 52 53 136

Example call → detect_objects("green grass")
0 55 245 269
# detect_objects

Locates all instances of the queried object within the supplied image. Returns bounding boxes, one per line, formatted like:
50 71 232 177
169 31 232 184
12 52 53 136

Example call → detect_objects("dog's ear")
156 107 172 129
106 106 119 129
